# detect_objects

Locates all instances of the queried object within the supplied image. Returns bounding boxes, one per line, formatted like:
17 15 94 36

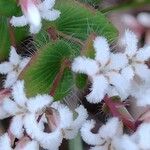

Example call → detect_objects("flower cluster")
0 80 87 149
0 46 30 88
81 117 150 150
10 0 60 33
72 30 150 106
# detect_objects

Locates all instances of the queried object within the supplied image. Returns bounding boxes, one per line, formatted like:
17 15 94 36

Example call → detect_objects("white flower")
121 30 150 82
134 122 150 149
0 80 53 139
72 36 129 103
130 81 150 106
113 135 139 150
81 117 123 150
113 122 150 150
0 133 39 150
10 0 60 34
0 133 12 150
24 102 88 150
0 46 30 88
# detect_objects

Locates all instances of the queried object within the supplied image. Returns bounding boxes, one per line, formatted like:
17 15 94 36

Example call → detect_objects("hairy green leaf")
20 40 77 100
0 0 20 16
80 0 101 6
45 0 117 42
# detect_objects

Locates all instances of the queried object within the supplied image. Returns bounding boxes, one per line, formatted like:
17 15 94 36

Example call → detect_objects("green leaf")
20 40 76 100
80 0 102 6
0 0 20 16
45 0 117 42
0 16 28 60
0 17 10 60
75 74 88 90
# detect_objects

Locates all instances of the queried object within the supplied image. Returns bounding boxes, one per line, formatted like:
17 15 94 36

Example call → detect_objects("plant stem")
49 59 71 97
104 95 136 131
58 31 84 46
47 27 59 41
8 19 16 47
69 134 83 150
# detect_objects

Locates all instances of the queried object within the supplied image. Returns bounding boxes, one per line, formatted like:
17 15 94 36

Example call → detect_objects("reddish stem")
104 95 136 131
47 27 58 41
8 21 16 48
49 59 70 97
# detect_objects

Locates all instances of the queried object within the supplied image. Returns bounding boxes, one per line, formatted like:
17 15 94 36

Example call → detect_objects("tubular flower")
121 30 150 82
10 0 60 34
81 117 123 150
24 102 88 150
0 80 53 139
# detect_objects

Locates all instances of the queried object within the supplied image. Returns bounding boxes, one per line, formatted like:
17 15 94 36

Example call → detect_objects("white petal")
137 12 150 28
99 118 121 139
4 71 18 88
109 73 130 99
9 115 24 139
72 105 88 129
135 46 150 62
90 146 107 150
41 9 61 21
29 23 42 34
121 66 134 81
64 105 88 139
24 113 63 150
9 46 20 66
0 105 9 119
113 135 139 150
0 62 12 74
27 94 53 113
0 133 11 150
26 1 41 29
38 0 55 10
107 86 119 97
80 120 104 145
122 30 138 58
63 129 78 140
23 140 39 150
93 36 110 66
57 105 73 129
10 15 28 27
12 80 27 107
134 63 150 81
86 75 108 103
2 98 20 115
136 88 150 106
72 56 99 76
106 53 128 70
136 123 150 149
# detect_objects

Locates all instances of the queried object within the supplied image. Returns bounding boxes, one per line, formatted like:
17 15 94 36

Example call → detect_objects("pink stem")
104 95 136 131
